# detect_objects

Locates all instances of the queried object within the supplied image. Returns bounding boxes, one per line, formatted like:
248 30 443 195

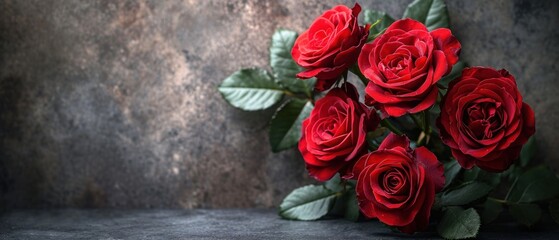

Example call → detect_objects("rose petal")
430 28 461 68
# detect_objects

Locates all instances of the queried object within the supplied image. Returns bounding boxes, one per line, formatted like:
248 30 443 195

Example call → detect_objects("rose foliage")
219 1 557 239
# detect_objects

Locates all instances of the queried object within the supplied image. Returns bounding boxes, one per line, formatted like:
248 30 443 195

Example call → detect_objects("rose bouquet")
218 0 559 239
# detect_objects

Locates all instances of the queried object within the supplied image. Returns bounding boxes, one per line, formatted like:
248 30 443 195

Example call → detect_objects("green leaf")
444 160 462 189
462 166 480 182
441 181 492 206
481 198 503 224
437 207 480 240
480 172 501 187
219 68 283 111
269 99 313 152
549 199 559 225
270 29 312 94
303 78 316 93
520 136 536 167
506 165 559 203
328 188 360 222
509 203 542 227
463 167 501 187
502 164 523 182
403 0 450 31
363 10 395 37
344 191 360 222
430 102 441 115
432 194 443 211
279 185 337 220
324 173 344 192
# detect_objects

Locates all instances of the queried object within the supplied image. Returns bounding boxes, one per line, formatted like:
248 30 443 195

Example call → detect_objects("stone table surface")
0 209 558 240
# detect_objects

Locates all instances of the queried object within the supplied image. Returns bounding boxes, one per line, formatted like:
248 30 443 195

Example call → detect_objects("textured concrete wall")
0 0 557 208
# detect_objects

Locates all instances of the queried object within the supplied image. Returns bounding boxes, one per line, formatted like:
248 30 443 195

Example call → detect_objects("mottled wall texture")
0 0 557 208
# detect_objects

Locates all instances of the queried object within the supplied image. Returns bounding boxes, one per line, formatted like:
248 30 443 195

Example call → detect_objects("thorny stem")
487 197 508 204
283 90 296 97
423 111 431 134
505 177 519 201
417 131 427 146
413 111 432 146
422 111 432 144
411 114 423 130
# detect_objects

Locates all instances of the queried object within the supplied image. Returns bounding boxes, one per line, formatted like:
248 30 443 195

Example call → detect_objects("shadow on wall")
0 76 51 208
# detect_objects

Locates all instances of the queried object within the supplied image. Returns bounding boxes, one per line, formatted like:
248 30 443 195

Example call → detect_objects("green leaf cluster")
503 165 559 227
220 0 559 239
403 0 449 31
441 181 492 206
219 29 316 152
441 135 559 231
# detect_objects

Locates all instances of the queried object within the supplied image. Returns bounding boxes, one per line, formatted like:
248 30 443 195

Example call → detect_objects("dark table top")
0 209 558 239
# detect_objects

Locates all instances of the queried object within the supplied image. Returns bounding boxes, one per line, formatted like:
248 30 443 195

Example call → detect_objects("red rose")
299 83 379 181
437 67 536 172
353 133 444 234
358 19 461 117
291 3 369 92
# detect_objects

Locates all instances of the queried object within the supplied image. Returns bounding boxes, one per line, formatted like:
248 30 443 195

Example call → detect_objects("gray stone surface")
0 0 557 208
1 209 558 239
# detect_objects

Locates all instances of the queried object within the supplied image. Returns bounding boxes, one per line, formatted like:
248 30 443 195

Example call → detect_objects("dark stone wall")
0 0 557 208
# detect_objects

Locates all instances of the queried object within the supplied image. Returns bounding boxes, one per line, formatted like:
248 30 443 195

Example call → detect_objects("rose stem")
411 114 423 131
380 118 403 136
283 90 296 97
422 110 431 144
412 111 432 146
487 197 508 205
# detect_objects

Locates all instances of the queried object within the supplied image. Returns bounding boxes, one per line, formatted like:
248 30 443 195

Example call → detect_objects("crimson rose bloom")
291 3 369 92
353 133 444 234
358 19 461 117
299 83 379 181
437 67 536 172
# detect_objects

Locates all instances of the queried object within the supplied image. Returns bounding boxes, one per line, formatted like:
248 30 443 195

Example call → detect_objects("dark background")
0 0 557 209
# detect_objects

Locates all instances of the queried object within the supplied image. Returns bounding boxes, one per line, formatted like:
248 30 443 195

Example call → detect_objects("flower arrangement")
218 0 558 238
